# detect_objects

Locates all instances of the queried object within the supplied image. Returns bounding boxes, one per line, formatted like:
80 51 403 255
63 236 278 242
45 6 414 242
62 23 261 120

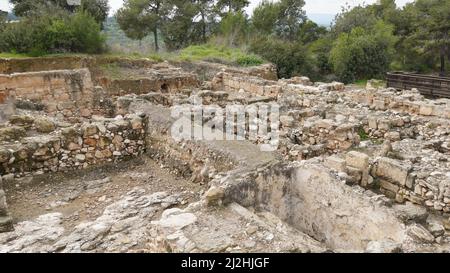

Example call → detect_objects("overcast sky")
0 0 414 15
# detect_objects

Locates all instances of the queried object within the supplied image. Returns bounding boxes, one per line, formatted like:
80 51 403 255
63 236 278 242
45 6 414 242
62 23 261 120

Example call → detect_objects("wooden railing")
386 72 450 99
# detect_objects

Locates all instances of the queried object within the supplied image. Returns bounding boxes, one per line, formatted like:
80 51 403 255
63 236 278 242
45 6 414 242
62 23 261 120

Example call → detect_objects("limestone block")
380 179 400 194
345 151 369 171
419 103 434 116
368 117 378 129
324 156 346 172
376 157 411 186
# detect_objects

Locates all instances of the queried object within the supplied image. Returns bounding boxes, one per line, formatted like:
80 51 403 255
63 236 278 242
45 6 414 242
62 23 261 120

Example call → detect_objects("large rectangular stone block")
376 157 411 186
325 156 346 172
346 151 369 171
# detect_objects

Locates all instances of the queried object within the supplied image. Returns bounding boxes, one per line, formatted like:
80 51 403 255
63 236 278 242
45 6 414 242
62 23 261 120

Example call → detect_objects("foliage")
10 0 109 26
251 0 281 36
236 55 264 67
178 44 264 67
329 21 397 83
215 0 249 16
408 0 450 74
162 0 199 50
116 0 163 52
274 0 307 41
250 37 313 79
218 11 249 47
0 10 105 56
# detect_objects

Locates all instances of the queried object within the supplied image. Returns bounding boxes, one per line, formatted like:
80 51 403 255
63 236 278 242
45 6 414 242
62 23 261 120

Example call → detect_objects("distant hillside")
103 17 161 54
7 13 18 21
307 13 335 27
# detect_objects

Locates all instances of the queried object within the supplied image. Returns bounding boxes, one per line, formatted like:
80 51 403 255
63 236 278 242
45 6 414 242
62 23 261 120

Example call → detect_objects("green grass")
354 79 368 87
0 52 32 59
1 44 266 67
358 127 369 141
178 44 265 67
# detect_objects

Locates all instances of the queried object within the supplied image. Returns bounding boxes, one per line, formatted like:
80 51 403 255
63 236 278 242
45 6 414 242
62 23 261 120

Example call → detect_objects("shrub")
179 44 264 67
329 21 397 83
236 55 264 67
0 10 105 55
250 37 313 79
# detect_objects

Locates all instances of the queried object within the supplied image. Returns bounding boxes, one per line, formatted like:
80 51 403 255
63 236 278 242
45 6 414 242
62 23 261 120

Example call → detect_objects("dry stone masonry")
0 56 449 253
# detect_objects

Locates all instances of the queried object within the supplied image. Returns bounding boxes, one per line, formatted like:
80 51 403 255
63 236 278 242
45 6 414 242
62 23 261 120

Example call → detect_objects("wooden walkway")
386 72 450 99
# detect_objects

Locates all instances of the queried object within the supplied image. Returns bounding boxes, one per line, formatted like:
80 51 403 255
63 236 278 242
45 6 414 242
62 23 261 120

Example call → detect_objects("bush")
0 10 105 55
179 44 264 67
236 55 264 67
250 37 313 79
329 21 396 83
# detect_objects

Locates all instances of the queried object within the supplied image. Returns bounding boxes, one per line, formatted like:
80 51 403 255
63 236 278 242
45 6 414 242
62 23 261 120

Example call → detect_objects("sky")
0 0 414 15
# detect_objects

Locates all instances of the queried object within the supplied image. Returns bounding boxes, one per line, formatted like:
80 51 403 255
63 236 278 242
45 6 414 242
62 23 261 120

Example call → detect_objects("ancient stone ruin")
0 56 449 253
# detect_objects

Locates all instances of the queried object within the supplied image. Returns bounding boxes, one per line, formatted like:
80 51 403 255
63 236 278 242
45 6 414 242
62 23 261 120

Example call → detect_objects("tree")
162 0 199 50
250 36 313 79
275 0 307 41
116 0 164 52
80 0 110 27
0 9 6 22
194 0 216 43
218 11 249 46
330 21 397 83
0 10 6 32
0 9 105 55
332 4 378 37
297 20 327 44
10 0 109 26
411 0 450 75
215 0 249 16
251 0 280 36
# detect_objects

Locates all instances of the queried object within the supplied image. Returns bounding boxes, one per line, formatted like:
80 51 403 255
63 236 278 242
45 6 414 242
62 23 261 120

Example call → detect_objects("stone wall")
217 161 408 252
98 68 199 97
0 69 96 118
212 72 282 97
0 56 159 74
325 151 450 214
350 88 450 119
0 115 147 178
0 176 13 232
174 61 278 82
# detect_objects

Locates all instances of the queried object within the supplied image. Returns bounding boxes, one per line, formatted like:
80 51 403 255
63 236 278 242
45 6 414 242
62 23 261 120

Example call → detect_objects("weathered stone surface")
407 224 435 244
346 151 369 171
155 208 197 230
366 240 402 253
204 186 225 206
0 126 26 141
82 124 98 137
0 216 13 233
393 203 428 223
34 117 55 133
9 115 34 127
324 156 346 172
376 157 411 186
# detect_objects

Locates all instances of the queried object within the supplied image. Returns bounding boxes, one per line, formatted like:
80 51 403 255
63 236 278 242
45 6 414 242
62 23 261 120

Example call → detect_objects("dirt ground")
4 156 204 232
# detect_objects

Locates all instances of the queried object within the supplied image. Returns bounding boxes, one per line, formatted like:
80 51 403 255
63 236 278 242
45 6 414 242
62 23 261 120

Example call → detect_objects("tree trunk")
201 13 206 42
154 30 159 52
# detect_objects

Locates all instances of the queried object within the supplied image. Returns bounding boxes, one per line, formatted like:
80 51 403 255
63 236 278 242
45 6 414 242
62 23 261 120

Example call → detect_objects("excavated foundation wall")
350 89 450 119
221 162 407 252
212 72 282 97
99 73 199 97
0 116 147 177
0 69 97 118
0 56 157 74
0 176 13 232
